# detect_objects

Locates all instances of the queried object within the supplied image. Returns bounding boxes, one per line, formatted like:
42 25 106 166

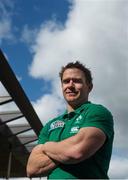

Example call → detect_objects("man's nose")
68 79 75 86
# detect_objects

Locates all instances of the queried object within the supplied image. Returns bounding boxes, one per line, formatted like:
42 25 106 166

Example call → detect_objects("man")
27 61 114 179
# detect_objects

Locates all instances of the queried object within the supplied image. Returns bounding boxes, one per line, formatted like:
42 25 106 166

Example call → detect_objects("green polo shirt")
38 102 114 179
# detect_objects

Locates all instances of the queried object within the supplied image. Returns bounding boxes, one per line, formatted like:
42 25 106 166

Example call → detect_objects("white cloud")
33 93 65 125
0 20 12 42
108 154 128 179
0 0 14 43
21 25 39 46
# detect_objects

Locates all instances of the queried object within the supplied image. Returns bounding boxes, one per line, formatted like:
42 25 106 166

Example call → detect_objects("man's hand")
26 144 58 177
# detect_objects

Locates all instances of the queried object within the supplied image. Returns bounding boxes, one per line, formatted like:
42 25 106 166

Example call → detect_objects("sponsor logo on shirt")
70 126 79 133
49 120 65 131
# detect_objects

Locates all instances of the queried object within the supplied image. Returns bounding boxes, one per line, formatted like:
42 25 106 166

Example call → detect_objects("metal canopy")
0 49 43 178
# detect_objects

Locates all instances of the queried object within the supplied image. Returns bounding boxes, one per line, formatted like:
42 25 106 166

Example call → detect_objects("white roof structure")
0 49 43 178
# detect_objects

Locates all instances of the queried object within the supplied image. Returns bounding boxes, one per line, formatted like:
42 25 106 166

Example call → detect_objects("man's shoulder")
84 102 113 117
45 113 65 126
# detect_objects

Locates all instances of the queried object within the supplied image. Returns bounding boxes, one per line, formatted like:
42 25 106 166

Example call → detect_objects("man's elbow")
26 165 39 177
26 170 32 178
26 166 34 177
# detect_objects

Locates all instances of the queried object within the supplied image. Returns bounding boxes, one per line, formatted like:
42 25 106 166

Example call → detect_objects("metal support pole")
7 144 12 179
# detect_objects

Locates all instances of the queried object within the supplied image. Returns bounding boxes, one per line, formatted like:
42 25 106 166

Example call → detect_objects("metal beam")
0 49 43 136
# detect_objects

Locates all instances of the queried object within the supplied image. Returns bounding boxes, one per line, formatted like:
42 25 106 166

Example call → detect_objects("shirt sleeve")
82 105 114 139
38 123 49 144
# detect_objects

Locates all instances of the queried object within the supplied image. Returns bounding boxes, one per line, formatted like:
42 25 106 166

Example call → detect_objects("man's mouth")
66 91 77 96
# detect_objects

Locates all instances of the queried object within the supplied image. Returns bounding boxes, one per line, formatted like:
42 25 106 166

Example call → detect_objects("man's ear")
88 83 93 92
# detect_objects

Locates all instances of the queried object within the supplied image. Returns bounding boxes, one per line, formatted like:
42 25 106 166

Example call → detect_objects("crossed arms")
26 127 106 177
26 144 58 177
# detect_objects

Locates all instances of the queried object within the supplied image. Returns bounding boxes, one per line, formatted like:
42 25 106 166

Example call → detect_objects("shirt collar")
62 101 91 119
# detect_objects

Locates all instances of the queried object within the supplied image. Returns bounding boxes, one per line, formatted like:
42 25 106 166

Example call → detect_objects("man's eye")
73 79 82 83
62 79 70 84
62 79 82 84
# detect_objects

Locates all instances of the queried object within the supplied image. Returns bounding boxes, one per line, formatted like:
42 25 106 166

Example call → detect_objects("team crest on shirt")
70 126 79 133
49 120 65 131
75 115 82 124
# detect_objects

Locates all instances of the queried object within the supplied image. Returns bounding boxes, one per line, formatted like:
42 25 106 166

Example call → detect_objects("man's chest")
47 113 86 141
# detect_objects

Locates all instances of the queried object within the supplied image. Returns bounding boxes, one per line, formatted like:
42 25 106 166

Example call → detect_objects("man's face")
61 68 92 106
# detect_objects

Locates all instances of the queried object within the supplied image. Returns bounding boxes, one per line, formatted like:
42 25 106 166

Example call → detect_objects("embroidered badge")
49 120 65 131
70 126 79 133
75 115 82 124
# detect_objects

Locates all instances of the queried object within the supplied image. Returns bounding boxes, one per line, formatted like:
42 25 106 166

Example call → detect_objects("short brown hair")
59 61 93 85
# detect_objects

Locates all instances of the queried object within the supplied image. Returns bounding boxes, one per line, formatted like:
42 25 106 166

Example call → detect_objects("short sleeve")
82 105 114 139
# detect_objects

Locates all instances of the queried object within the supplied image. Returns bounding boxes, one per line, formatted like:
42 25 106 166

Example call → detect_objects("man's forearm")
43 127 106 164
26 144 58 177
44 142 67 163
43 135 80 164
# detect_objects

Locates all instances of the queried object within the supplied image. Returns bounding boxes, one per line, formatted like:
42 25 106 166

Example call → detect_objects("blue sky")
0 0 128 179
1 0 70 101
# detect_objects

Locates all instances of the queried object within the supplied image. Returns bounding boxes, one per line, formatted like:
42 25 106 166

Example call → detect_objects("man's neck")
67 100 88 113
